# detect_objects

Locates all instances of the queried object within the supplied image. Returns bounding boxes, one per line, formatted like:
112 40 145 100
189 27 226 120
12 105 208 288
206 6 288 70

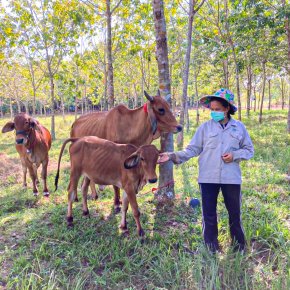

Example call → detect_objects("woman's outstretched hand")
157 153 170 164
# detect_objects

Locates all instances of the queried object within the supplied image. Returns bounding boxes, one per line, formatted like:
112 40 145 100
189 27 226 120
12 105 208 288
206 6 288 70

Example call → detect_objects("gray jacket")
169 118 254 184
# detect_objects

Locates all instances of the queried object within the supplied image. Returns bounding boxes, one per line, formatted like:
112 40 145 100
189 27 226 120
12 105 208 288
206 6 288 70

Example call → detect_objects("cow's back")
69 136 136 186
70 112 108 138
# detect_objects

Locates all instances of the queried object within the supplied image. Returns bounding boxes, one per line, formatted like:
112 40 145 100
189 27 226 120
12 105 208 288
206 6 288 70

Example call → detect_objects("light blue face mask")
210 111 225 122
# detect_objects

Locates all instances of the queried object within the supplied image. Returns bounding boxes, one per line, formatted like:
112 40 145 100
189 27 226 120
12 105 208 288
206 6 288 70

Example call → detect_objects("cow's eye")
140 157 145 161
158 108 165 115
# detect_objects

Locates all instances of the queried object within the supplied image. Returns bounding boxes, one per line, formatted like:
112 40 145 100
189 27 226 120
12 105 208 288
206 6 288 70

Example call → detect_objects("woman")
158 88 254 253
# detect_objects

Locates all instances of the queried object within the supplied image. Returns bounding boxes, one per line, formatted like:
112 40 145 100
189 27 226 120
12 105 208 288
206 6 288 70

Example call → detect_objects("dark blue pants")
199 183 245 251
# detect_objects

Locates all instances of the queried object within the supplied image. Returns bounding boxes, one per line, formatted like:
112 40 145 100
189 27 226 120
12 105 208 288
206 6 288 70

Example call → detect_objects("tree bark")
283 0 290 132
259 61 266 124
224 0 241 120
106 0 114 109
268 79 271 110
179 0 195 150
152 0 174 199
49 75 56 140
222 58 229 89
246 63 252 118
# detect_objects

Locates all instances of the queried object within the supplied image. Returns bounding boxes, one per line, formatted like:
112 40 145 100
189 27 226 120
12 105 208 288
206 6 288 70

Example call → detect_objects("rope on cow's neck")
146 180 175 194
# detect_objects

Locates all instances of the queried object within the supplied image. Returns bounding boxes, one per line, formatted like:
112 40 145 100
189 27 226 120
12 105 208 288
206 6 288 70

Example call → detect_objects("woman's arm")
158 125 204 165
232 124 254 162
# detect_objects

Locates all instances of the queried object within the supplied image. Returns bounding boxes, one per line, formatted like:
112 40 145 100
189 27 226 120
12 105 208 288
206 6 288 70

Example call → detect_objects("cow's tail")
55 138 79 191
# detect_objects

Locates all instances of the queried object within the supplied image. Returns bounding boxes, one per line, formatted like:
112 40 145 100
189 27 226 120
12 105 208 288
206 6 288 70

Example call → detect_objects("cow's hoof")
74 197 79 202
36 180 40 185
67 217 73 227
119 222 127 231
82 210 90 217
93 195 99 200
114 206 121 214
22 183 27 188
33 191 39 196
138 229 145 237
43 192 49 197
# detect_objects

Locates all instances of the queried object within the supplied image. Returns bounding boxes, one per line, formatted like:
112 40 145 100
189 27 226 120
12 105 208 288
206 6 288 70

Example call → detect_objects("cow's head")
124 145 159 183
1 113 39 146
144 90 182 135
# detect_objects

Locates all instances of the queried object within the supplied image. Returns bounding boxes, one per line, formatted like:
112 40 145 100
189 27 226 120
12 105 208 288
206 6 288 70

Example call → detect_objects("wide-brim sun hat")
199 88 237 112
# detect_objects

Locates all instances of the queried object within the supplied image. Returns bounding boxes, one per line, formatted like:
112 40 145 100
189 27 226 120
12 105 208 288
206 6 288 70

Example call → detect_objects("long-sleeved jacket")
169 118 254 184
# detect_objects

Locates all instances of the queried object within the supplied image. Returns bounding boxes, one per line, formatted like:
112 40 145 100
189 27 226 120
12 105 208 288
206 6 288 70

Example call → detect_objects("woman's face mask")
209 100 229 122
210 111 225 122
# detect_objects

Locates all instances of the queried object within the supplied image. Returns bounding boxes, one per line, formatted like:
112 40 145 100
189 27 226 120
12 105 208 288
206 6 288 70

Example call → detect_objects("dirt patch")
0 153 22 184
0 153 70 185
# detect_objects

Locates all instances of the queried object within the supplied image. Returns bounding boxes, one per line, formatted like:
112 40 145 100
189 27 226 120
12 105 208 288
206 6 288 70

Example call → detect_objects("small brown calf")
55 136 159 236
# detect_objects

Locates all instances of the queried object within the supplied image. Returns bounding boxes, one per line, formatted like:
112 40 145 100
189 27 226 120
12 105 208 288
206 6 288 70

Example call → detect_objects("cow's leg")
120 191 129 233
81 177 90 216
125 189 144 237
113 186 121 214
20 158 27 188
33 164 40 185
41 157 49 196
90 181 98 200
28 164 38 196
67 171 81 227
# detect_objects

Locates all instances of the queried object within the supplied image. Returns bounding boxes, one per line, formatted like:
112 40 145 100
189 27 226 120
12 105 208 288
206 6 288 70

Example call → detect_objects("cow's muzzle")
16 138 24 145
176 125 182 132
148 178 157 183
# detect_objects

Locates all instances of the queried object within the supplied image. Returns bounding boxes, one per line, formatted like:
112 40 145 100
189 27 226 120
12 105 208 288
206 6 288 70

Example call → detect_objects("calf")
1 113 52 196
55 136 159 236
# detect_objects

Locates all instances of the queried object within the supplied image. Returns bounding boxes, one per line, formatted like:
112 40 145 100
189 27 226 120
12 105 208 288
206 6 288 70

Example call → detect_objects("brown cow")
55 136 159 236
71 91 181 211
2 113 52 196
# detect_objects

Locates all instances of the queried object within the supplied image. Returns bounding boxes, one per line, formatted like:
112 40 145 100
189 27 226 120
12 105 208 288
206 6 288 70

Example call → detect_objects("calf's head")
1 113 39 146
144 91 182 135
124 145 159 183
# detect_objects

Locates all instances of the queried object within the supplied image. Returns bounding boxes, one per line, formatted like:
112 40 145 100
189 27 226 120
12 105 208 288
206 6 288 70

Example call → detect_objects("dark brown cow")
55 136 159 236
71 91 181 211
2 113 52 196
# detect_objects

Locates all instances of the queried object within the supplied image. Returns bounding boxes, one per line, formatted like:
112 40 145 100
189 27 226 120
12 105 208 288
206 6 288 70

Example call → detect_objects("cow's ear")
30 118 40 130
156 89 161 97
124 154 140 169
2 122 15 133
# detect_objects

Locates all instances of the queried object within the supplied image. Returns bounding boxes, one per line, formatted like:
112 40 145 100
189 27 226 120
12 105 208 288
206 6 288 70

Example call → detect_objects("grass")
0 110 289 289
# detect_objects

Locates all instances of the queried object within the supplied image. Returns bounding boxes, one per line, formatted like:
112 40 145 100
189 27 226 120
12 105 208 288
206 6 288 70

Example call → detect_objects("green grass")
0 110 289 289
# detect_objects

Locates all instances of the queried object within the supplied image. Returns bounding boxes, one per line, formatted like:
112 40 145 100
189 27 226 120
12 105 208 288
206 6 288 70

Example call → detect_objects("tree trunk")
106 0 114 109
283 0 290 132
268 79 271 110
32 89 36 115
50 76 56 140
16 100 21 113
0 97 3 118
10 97 13 118
224 0 241 120
194 67 200 125
179 0 195 150
246 64 252 117
259 61 266 124
223 58 229 89
152 0 174 200
281 77 285 109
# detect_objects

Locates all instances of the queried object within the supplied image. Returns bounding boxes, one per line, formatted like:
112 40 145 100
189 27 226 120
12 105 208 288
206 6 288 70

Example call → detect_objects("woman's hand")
222 153 233 163
157 153 170 164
